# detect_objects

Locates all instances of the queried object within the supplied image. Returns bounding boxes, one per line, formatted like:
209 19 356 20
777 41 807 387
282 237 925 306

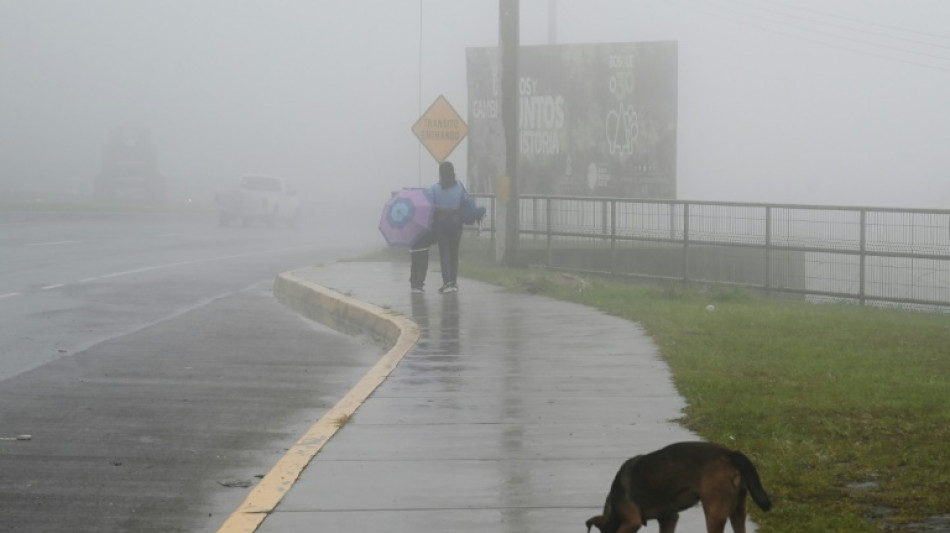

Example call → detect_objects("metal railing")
471 194 950 311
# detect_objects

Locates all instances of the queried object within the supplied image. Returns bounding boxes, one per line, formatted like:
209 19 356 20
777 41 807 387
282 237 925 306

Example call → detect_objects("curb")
216 269 420 533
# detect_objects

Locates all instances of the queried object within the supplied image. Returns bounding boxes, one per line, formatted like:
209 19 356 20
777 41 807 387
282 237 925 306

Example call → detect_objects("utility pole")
499 0 519 265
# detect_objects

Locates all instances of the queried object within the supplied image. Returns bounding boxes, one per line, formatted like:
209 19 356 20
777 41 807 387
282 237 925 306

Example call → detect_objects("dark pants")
409 211 462 289
433 210 463 285
409 231 433 289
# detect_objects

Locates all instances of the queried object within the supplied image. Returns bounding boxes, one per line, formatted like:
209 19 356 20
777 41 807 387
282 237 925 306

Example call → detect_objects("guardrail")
471 194 950 311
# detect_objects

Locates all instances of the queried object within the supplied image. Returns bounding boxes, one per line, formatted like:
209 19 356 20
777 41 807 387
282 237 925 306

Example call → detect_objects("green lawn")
433 244 949 532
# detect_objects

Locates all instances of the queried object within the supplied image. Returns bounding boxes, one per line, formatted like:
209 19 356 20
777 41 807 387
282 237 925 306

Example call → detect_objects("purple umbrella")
379 188 433 247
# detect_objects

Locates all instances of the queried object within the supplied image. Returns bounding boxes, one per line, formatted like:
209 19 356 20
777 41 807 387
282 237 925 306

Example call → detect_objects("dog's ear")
585 515 605 532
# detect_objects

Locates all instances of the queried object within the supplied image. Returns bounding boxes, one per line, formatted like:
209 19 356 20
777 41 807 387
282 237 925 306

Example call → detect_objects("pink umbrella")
378 188 433 247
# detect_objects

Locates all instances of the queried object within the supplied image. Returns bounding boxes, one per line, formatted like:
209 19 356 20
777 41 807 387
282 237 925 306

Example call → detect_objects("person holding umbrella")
379 187 434 291
410 161 480 294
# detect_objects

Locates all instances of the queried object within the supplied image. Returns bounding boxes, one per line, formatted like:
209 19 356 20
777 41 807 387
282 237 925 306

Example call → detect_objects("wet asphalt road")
0 209 383 532
0 208 378 381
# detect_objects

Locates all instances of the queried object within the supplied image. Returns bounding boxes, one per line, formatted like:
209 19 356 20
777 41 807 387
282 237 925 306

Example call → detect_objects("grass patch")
451 242 950 533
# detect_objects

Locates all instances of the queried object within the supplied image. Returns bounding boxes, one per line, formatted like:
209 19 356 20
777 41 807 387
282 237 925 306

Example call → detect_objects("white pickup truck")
215 175 300 227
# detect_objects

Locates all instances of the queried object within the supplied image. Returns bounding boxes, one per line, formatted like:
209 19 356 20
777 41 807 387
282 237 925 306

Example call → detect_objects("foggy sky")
2 0 949 209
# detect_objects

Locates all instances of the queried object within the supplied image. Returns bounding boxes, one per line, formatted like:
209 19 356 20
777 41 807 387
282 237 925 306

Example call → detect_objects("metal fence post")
610 199 617 276
533 198 539 240
859 209 867 306
669 202 676 241
765 205 772 293
546 197 553 266
490 195 497 248
682 202 690 283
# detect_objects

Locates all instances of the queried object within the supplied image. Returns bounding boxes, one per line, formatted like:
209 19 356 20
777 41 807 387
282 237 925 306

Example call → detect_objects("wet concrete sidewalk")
250 261 716 532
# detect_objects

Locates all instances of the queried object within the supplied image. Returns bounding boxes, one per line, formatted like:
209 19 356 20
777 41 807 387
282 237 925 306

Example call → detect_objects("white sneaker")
411 287 424 294
439 283 458 294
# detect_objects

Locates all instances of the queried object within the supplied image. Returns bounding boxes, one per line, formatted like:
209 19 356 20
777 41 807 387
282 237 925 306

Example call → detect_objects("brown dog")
586 441 772 533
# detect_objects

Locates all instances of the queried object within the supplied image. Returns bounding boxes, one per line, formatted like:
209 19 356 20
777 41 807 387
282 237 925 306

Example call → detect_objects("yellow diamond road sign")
412 95 468 163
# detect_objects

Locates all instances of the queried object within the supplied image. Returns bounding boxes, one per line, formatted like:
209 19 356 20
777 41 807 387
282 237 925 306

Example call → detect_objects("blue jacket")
427 182 485 225
427 182 466 209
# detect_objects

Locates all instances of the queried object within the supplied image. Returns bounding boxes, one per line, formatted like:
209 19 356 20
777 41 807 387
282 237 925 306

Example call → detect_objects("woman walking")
430 161 468 293
409 161 472 293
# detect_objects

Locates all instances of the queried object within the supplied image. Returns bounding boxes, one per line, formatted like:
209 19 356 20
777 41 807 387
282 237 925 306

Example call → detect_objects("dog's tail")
728 451 772 512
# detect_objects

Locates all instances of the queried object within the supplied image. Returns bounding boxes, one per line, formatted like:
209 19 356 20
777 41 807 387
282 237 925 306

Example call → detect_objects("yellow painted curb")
216 270 419 533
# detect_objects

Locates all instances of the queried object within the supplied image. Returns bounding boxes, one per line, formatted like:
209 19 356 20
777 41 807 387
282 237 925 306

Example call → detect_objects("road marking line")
9 245 315 296
26 240 83 247
96 246 315 280
216 273 421 533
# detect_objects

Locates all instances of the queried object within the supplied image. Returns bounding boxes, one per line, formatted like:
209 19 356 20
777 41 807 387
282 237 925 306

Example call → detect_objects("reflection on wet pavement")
256 262 749 533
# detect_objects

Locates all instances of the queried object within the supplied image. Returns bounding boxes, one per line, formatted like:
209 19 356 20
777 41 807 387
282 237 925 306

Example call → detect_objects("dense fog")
2 0 949 212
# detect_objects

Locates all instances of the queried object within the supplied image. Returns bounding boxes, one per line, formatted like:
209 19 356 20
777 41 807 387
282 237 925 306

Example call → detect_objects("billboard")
466 41 677 198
